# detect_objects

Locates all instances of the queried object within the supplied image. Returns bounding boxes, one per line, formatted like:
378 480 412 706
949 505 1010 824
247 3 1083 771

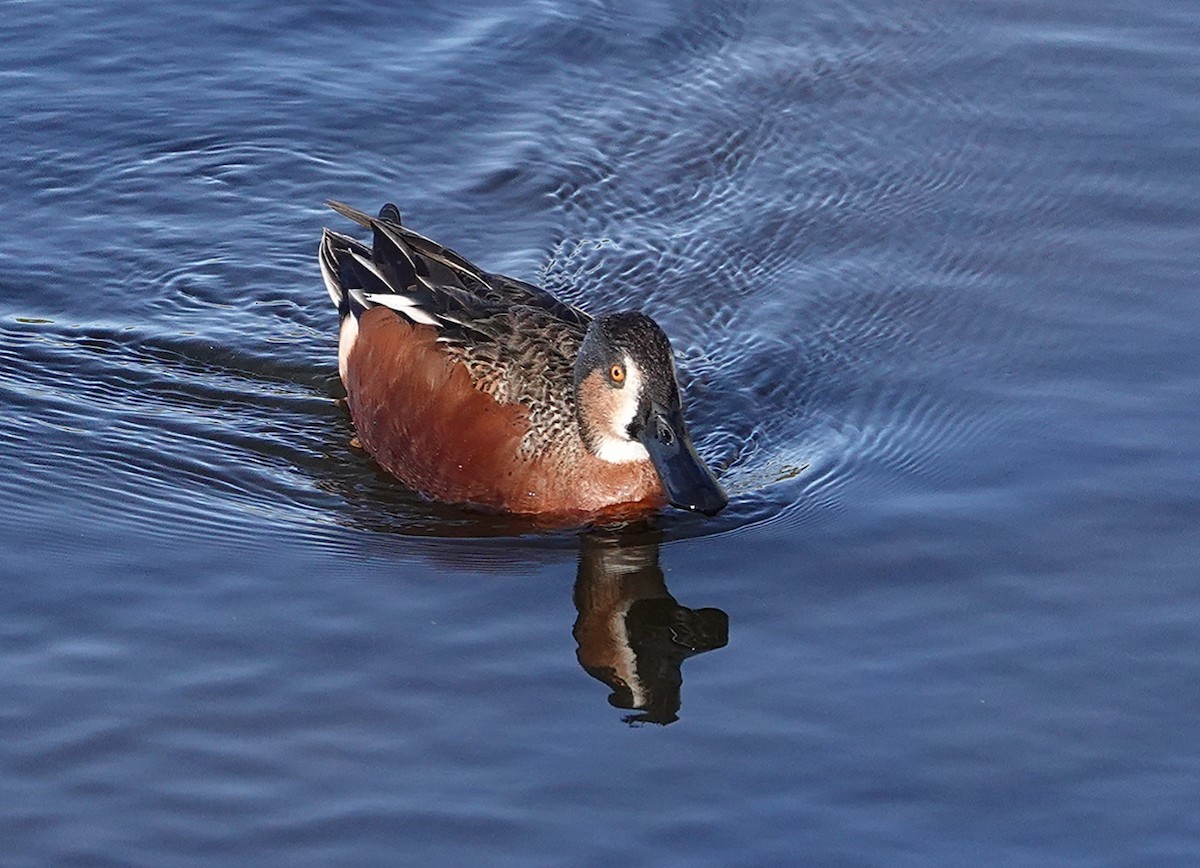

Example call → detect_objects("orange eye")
609 363 626 384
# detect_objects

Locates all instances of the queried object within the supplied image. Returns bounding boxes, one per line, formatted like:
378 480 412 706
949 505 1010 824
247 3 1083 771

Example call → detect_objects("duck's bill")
637 405 729 517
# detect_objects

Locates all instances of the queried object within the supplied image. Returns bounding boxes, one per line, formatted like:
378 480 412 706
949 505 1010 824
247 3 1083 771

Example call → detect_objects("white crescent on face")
592 354 651 465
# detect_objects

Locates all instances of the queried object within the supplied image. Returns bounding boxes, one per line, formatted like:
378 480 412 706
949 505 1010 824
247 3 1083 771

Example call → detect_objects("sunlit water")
3 0 1200 864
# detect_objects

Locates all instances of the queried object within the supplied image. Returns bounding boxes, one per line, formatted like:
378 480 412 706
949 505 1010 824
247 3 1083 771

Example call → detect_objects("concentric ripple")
2 0 1050 551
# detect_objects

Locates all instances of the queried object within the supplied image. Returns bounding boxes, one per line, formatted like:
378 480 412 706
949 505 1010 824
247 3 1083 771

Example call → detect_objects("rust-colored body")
344 307 665 517
320 201 727 519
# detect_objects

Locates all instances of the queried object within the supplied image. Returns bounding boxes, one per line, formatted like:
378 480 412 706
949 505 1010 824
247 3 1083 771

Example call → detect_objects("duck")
317 201 727 519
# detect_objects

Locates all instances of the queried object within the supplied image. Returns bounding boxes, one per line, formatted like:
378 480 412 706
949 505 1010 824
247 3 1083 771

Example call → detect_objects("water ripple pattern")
7 0 1200 864
525 1 1039 536
1 0 1055 546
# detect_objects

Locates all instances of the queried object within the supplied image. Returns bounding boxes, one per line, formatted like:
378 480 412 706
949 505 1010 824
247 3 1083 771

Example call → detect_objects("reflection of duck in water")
318 202 727 521
573 528 728 725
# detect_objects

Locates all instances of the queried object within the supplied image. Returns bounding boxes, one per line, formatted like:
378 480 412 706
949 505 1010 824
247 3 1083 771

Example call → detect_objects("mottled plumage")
320 201 587 458
318 201 727 518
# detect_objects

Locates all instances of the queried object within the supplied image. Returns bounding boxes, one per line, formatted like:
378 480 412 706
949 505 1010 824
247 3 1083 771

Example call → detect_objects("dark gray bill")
637 404 728 516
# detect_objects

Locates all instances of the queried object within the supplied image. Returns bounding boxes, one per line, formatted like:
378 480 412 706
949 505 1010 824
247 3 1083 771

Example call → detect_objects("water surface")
3 0 1200 864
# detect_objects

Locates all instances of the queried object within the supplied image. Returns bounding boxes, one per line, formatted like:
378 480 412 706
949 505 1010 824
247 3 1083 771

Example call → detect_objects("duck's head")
574 312 728 517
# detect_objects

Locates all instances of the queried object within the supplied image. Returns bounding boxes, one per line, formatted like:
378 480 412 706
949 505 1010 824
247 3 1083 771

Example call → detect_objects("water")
3 0 1200 864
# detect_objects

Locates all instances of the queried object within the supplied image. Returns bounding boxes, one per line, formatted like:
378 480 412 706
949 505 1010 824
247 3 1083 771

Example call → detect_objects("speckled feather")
320 201 592 459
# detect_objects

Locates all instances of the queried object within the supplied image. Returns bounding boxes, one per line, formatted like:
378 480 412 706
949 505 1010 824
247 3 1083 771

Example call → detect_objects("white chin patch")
594 355 649 464
338 314 359 384
595 435 650 464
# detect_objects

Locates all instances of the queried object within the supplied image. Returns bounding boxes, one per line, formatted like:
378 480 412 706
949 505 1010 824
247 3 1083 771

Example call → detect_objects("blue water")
4 0 1200 864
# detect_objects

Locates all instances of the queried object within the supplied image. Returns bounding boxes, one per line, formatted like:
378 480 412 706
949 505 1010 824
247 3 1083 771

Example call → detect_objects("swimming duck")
318 201 727 519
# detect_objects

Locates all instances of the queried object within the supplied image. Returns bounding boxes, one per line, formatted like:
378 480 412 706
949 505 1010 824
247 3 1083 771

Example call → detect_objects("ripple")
504 0 1038 541
2 0 1043 552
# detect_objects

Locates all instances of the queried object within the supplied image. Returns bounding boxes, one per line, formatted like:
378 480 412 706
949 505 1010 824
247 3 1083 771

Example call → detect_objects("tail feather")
319 211 443 329
317 229 350 316
318 228 375 319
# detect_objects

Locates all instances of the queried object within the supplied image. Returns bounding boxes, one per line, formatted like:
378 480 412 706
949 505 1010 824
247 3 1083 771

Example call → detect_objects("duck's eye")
609 363 626 385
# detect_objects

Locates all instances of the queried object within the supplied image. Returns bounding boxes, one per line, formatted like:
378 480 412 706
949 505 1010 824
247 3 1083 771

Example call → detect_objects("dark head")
573 312 728 516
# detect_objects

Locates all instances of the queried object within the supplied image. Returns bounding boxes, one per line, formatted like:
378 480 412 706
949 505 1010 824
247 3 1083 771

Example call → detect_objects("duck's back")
319 203 663 515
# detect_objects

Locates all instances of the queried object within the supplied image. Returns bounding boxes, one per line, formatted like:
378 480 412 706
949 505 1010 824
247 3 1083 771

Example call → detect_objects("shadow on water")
574 524 728 726
320 462 730 725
